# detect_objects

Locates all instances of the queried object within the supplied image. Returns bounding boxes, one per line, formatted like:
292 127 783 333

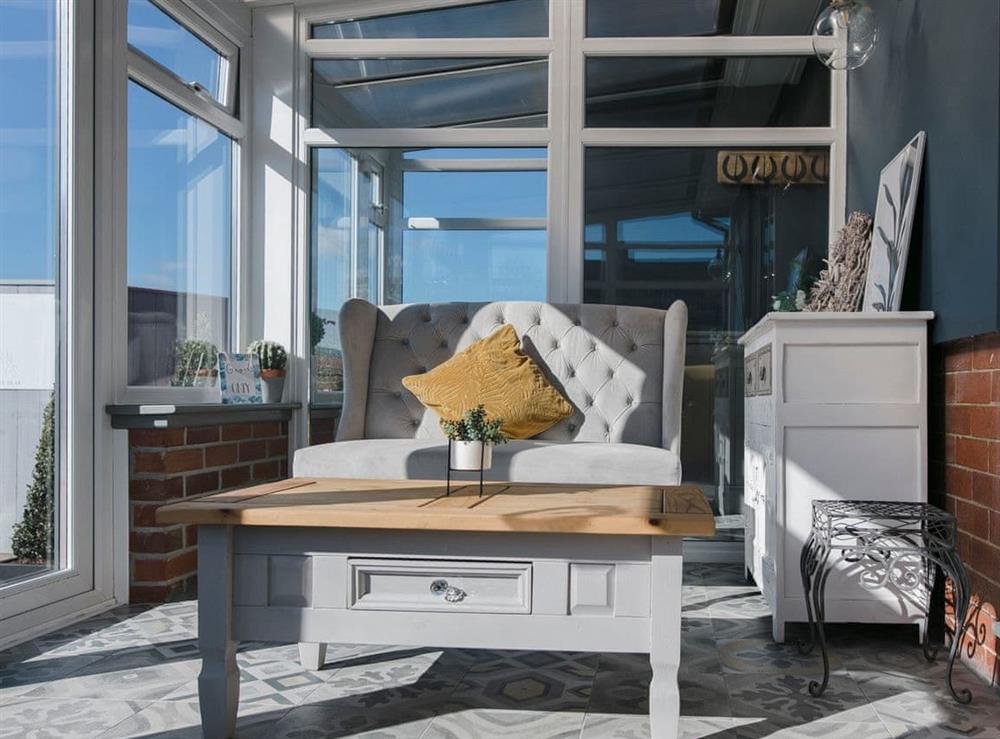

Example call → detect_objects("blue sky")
0 1 58 283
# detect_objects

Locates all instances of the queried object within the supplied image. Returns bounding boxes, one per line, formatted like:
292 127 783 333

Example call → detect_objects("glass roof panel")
586 0 822 37
312 58 548 128
312 0 548 39
585 56 830 127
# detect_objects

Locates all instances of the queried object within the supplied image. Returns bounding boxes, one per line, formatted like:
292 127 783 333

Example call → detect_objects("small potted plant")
172 339 218 387
248 340 288 403
441 405 508 471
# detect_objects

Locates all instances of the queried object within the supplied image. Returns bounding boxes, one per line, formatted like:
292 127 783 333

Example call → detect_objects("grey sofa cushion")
337 300 687 454
294 438 681 487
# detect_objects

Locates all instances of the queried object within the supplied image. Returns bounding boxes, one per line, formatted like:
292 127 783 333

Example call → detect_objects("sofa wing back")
336 299 687 452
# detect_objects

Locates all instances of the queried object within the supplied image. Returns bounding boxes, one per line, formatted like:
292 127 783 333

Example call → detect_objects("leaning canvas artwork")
863 131 926 312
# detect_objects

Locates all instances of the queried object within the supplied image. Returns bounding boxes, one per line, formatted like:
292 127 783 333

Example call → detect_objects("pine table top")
156 478 716 537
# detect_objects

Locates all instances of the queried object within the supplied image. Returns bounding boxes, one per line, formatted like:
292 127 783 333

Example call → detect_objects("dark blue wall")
847 0 1000 343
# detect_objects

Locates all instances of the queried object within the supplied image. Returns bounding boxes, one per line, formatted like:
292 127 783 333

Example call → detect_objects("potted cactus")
172 339 218 387
441 405 508 471
248 340 288 403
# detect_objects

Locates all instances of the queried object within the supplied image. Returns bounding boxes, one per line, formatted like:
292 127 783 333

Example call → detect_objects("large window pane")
311 148 547 396
586 56 830 127
128 0 227 102
127 81 233 387
584 146 829 535
312 59 548 128
0 1 60 584
587 0 822 37
311 0 548 39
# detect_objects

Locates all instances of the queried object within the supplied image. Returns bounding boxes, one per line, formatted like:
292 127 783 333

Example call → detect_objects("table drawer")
348 558 532 614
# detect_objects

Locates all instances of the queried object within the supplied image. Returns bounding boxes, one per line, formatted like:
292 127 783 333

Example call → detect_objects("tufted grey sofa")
294 299 688 486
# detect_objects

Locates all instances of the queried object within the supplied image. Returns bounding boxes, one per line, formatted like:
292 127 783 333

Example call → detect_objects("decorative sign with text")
218 353 262 405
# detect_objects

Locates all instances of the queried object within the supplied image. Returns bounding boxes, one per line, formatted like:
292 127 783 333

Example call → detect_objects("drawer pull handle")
429 579 467 603
430 579 448 595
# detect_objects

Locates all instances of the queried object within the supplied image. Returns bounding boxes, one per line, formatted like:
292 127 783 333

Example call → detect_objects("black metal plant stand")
799 500 973 704
445 439 487 497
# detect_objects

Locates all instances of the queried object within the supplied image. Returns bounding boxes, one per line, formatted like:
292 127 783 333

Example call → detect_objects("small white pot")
451 440 493 471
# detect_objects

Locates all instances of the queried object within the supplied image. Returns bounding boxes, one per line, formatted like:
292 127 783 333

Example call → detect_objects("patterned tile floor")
1 563 998 738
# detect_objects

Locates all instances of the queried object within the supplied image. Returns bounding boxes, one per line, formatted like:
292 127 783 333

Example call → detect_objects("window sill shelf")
106 402 302 429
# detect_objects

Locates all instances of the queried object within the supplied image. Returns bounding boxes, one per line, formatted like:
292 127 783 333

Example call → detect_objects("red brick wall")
129 422 289 603
931 333 1000 688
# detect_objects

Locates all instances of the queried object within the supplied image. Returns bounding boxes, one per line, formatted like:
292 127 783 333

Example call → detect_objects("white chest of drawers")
739 311 934 642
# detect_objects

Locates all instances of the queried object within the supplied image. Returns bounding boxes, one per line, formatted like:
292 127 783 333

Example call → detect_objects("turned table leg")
198 525 239 739
649 537 683 739
298 642 327 671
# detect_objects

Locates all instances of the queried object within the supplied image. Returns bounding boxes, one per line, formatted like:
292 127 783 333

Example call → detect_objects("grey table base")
798 500 973 704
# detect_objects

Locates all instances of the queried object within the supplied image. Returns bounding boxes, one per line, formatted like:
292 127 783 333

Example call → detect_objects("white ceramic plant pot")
451 440 493 471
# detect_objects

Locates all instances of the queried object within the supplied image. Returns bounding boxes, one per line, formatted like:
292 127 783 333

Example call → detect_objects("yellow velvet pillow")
401 324 574 440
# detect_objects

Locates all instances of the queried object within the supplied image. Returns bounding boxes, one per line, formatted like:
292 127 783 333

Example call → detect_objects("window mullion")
582 35 824 56
305 37 553 58
581 128 838 147
304 128 550 148
407 217 547 230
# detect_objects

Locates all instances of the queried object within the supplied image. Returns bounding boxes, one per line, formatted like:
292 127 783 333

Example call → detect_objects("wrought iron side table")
799 500 972 704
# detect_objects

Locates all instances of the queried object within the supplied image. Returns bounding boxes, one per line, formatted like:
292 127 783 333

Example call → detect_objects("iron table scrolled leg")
938 548 973 704
920 563 940 663
807 544 834 698
798 533 819 655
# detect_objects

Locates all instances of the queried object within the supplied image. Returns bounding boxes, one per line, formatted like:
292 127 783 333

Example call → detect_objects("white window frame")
250 0 846 425
111 0 250 404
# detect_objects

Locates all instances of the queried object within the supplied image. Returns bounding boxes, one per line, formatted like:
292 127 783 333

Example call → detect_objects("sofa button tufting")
574 319 581 326
568 423 576 432
612 320 619 327
631 344 638 352
568 370 575 378
440 341 448 348
402 338 410 346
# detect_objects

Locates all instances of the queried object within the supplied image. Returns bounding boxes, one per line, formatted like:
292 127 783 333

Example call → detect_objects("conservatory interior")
1 0 999 737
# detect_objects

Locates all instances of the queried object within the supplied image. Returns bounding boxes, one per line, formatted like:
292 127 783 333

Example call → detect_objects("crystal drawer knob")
429 579 467 603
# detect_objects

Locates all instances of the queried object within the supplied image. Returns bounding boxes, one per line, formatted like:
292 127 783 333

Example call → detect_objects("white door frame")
0 0 118 649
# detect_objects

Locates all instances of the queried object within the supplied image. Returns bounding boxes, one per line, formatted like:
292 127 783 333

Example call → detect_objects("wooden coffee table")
157 478 715 738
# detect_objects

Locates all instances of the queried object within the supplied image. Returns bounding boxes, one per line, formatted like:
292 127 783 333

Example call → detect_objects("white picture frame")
218 353 262 404
863 131 926 312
